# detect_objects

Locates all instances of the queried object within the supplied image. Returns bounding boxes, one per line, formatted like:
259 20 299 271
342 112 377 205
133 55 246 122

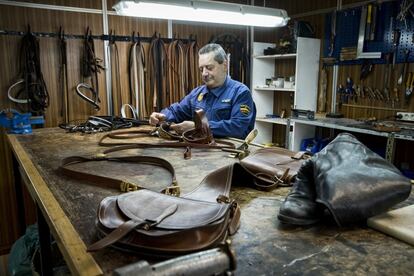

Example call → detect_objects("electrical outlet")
396 112 414 122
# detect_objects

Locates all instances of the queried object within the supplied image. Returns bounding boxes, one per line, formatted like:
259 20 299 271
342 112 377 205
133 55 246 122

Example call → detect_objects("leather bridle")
76 27 104 110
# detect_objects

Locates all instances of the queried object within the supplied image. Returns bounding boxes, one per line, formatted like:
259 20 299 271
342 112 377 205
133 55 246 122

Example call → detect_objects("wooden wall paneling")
0 5 108 124
0 130 20 255
0 2 107 254
13 0 101 9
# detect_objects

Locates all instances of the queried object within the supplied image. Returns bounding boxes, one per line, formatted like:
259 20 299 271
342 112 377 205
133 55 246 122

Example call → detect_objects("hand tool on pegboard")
329 10 337 57
397 50 410 85
392 28 401 67
365 4 373 40
405 71 414 104
369 4 377 41
397 0 414 30
383 53 392 102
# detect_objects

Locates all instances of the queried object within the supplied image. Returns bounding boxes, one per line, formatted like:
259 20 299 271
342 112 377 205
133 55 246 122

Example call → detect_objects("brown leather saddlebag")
239 147 309 191
87 165 240 256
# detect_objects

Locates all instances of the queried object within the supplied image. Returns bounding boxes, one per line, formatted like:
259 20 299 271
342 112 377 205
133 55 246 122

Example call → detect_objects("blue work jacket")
161 76 256 139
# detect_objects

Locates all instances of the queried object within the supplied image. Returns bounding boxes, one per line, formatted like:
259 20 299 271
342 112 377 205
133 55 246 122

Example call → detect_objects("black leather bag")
313 133 411 226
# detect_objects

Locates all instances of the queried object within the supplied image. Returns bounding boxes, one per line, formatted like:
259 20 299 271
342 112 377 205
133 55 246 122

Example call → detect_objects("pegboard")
324 1 414 65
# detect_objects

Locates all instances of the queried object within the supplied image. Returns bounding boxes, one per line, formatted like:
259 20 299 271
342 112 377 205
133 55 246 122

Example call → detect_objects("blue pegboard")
324 1 414 65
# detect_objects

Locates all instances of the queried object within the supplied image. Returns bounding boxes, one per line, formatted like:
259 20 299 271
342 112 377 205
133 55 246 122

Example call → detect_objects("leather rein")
98 110 235 159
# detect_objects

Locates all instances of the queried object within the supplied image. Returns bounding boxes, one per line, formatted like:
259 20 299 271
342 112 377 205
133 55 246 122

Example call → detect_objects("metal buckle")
216 195 231 204
163 181 180 196
92 153 106 160
120 181 141 192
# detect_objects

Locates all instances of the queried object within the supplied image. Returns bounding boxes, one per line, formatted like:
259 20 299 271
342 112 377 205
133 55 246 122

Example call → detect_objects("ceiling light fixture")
113 0 289 28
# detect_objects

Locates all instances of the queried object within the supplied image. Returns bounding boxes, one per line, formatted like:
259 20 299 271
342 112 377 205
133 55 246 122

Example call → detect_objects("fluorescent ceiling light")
113 0 289 27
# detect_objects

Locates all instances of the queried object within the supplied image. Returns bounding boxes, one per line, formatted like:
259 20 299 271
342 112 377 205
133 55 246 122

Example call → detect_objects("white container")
284 81 295 89
273 77 284 88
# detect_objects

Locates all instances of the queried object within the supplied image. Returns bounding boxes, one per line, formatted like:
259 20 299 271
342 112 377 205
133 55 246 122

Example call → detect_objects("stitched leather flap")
99 189 230 230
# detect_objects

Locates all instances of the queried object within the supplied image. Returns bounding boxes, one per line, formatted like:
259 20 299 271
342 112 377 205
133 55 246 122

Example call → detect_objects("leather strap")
58 27 70 124
76 83 100 110
185 39 201 92
167 39 186 105
109 30 123 116
98 110 236 153
147 34 167 113
7 79 27 104
59 154 180 194
129 36 147 119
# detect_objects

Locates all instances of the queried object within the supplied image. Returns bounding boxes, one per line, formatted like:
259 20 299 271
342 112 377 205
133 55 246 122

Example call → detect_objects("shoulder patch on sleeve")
197 93 204 102
240 104 250 115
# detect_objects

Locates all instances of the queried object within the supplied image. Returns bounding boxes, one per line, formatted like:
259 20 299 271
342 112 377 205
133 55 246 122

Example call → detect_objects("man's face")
199 52 227 88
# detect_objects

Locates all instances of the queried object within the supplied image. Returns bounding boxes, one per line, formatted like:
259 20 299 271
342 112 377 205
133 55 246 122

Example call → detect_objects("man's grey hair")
198 43 227 64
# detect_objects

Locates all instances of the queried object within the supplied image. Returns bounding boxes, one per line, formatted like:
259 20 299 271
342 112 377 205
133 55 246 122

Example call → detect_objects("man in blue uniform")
149 43 256 139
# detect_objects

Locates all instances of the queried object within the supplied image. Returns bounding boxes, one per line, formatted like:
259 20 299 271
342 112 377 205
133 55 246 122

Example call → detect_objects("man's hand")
149 112 166 126
170 121 195 134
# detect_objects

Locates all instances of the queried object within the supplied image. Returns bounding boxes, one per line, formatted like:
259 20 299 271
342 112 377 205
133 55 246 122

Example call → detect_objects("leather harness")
76 27 104 110
8 26 49 115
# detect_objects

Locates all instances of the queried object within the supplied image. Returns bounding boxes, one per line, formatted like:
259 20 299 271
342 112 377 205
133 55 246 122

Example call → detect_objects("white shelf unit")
254 87 295 92
251 37 321 150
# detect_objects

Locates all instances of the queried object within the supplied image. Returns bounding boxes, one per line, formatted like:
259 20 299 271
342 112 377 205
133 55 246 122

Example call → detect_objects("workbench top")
7 127 414 275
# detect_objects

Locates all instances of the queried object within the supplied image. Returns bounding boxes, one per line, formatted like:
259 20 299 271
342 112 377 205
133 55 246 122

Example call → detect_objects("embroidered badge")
240 104 250 115
197 93 204 102
221 98 231 103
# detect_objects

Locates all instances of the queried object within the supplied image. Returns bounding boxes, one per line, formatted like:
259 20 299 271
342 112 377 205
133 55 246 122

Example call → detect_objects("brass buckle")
216 195 231 204
163 181 180 196
120 181 141 192
91 153 106 160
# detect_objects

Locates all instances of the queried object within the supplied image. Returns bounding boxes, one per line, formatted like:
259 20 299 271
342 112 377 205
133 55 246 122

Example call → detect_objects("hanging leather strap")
186 39 201 93
58 27 70 123
167 39 186 105
129 34 147 119
147 34 167 113
109 30 122 116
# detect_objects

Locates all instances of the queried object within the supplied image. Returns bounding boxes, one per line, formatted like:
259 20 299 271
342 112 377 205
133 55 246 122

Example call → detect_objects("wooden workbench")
7 127 414 275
